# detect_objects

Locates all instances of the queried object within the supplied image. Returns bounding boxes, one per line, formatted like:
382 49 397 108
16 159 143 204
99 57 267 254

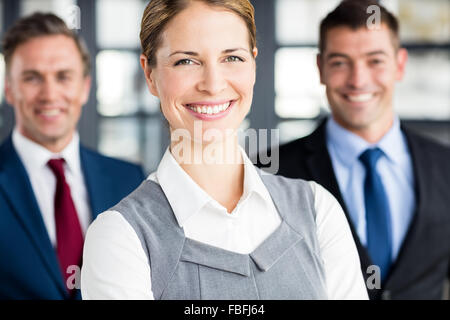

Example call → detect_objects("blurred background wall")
0 0 449 174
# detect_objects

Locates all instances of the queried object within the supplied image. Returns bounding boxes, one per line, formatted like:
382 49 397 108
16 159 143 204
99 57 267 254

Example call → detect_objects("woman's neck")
171 134 245 213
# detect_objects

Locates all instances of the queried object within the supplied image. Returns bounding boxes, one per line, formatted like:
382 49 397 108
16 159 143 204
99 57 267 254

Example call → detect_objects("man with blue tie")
0 13 145 299
262 0 450 299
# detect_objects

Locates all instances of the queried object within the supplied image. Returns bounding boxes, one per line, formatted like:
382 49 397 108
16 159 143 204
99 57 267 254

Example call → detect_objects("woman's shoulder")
255 167 312 188
255 167 341 217
256 167 324 202
87 210 135 240
84 210 142 262
110 179 169 218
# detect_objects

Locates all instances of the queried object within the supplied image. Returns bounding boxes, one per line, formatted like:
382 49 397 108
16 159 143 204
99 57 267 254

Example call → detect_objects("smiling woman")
81 0 369 300
139 0 257 146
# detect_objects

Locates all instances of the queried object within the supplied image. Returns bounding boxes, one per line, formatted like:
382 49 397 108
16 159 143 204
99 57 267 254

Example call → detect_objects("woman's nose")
197 64 227 95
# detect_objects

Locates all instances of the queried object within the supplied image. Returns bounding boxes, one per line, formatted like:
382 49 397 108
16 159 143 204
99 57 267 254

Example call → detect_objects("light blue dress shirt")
326 117 416 261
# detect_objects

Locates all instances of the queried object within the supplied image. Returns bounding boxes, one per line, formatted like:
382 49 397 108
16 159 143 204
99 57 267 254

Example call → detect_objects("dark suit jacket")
257 119 450 300
0 135 145 300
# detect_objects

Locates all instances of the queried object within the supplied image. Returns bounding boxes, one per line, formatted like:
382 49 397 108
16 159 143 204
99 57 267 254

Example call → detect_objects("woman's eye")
174 59 194 66
225 56 244 63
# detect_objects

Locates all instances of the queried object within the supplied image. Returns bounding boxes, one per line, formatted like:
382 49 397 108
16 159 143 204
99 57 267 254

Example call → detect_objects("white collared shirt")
82 147 368 300
12 129 92 246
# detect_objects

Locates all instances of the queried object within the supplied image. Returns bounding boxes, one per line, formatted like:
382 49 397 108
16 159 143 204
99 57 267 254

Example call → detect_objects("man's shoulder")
402 127 450 184
277 123 326 160
255 121 326 174
80 145 144 173
402 126 450 159
278 133 316 154
0 135 20 168
0 135 14 154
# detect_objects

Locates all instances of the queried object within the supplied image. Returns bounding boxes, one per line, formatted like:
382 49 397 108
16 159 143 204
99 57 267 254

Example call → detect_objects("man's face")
317 24 407 136
5 35 91 152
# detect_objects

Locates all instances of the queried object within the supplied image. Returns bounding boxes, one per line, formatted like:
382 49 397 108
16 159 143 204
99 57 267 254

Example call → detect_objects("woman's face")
141 1 257 143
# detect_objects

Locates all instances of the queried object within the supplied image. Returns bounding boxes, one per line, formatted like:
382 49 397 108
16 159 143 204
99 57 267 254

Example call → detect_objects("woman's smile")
184 100 236 121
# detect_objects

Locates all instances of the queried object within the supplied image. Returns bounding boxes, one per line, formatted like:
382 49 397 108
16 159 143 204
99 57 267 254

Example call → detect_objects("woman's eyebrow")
223 47 249 54
169 47 249 57
169 51 198 57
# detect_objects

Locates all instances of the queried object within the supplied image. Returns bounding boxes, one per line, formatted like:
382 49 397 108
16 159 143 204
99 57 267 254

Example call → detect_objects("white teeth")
346 93 374 102
188 102 231 115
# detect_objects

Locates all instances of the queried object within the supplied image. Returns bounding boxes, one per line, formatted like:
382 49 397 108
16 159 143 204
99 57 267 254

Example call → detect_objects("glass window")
96 0 146 49
276 0 449 45
397 0 450 44
143 118 162 173
98 117 164 174
96 50 159 116
276 0 341 45
98 118 141 164
0 0 3 35
395 50 450 119
21 0 76 22
95 0 162 173
275 47 327 118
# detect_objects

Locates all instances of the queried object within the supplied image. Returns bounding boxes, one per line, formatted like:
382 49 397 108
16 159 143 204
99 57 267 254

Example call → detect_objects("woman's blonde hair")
140 0 256 66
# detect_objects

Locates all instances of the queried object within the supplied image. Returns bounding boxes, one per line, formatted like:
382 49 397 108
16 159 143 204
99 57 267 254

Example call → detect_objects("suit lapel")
80 146 113 219
0 137 67 297
383 127 427 290
304 135 345 206
303 120 349 216
303 120 374 278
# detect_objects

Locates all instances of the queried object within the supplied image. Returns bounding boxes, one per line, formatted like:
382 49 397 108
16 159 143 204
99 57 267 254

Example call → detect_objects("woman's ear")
140 54 159 97
252 47 258 59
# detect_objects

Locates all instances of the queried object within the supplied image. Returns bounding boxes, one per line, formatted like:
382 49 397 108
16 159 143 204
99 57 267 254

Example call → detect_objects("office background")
0 0 449 174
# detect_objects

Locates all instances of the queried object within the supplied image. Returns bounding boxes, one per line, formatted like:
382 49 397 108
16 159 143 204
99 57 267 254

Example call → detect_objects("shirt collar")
376 118 409 165
12 128 81 174
155 145 270 228
326 116 405 167
241 146 271 203
326 117 370 167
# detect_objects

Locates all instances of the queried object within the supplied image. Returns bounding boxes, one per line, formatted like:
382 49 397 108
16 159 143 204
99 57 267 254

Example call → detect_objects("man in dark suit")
0 13 145 299
259 1 450 299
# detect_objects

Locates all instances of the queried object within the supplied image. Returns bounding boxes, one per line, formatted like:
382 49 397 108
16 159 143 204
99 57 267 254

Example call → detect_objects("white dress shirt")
82 147 368 300
12 129 92 246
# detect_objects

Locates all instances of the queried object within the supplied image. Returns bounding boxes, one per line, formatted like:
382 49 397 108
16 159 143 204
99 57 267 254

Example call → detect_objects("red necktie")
48 158 84 294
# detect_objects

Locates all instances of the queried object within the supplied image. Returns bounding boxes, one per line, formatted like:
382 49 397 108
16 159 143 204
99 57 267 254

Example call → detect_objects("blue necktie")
359 148 392 282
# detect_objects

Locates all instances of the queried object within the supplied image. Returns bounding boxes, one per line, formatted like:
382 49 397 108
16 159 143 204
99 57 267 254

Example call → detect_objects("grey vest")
112 170 328 299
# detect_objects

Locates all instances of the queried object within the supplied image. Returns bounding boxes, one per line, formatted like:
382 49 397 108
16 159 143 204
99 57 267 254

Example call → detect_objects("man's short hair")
2 12 91 77
319 0 400 53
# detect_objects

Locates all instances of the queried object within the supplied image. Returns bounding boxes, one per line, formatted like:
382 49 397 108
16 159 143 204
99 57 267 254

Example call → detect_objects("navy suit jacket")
257 119 450 300
0 135 145 300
